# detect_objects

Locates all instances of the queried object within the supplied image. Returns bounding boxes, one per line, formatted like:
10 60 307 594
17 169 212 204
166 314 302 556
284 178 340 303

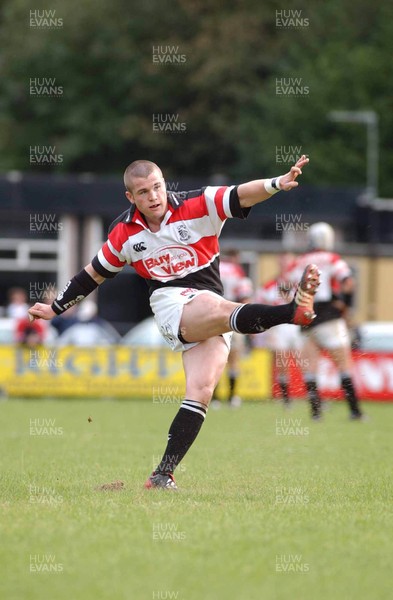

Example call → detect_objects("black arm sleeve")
91 254 119 279
51 269 99 315
229 186 251 219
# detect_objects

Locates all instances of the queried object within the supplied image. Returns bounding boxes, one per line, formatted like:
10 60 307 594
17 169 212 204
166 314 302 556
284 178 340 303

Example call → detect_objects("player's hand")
28 303 56 322
279 155 309 191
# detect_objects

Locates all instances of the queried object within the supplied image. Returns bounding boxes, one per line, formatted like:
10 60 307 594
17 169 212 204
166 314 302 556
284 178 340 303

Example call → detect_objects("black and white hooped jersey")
92 186 250 296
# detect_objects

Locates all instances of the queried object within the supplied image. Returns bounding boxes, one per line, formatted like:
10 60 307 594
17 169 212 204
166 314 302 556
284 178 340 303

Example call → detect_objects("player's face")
126 170 168 223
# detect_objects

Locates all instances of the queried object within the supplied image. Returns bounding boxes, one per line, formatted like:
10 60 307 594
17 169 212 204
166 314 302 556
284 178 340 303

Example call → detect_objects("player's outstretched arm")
28 263 105 321
238 155 309 208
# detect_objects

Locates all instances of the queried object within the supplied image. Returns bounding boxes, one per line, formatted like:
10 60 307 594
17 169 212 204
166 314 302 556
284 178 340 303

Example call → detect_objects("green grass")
0 398 392 600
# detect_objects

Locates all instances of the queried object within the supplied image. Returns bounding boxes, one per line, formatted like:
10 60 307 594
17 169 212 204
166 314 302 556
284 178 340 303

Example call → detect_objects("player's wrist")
263 177 282 195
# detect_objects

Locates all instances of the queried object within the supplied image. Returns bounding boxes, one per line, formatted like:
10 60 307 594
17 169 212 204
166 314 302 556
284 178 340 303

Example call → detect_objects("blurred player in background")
15 315 46 347
286 222 363 421
29 156 321 490
255 253 303 406
6 287 29 319
213 249 253 407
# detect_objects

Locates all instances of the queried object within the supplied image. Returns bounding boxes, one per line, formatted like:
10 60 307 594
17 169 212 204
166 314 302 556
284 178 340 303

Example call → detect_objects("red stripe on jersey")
214 187 227 221
130 207 145 225
102 242 125 268
329 253 341 264
108 222 136 252
167 195 208 223
191 235 220 264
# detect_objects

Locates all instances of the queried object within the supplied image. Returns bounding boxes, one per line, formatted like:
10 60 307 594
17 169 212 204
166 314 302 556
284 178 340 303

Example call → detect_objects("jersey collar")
129 198 173 231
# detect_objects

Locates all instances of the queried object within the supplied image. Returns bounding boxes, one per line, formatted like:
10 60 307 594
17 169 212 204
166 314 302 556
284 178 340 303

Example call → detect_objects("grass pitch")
0 398 392 600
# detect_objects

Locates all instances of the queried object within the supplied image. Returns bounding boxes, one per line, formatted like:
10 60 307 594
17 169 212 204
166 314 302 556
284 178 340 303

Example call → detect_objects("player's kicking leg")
176 264 320 344
145 336 229 490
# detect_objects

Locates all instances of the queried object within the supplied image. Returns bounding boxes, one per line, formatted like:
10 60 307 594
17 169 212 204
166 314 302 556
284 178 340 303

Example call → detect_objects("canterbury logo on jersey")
133 242 147 252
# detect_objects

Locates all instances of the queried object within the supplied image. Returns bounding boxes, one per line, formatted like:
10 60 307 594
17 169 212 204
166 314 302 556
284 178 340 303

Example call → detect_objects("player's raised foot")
144 472 178 491
292 264 321 326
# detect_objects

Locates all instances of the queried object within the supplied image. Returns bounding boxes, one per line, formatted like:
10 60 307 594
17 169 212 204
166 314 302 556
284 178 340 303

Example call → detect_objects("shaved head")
124 160 163 191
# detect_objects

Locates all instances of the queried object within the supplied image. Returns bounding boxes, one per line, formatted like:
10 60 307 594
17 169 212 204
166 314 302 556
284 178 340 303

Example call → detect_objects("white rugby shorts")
264 323 304 352
302 318 351 350
149 287 233 352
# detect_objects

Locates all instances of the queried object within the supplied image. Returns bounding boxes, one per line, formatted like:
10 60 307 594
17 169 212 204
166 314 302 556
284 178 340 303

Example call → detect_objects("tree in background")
0 0 391 195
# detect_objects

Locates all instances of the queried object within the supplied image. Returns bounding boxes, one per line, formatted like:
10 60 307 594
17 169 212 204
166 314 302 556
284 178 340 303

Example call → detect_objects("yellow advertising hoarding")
0 346 272 400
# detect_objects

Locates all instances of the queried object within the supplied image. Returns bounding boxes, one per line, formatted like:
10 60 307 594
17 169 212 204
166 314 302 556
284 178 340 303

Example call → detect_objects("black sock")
155 400 206 475
341 375 362 416
230 302 294 334
278 379 290 404
305 378 321 417
228 372 237 401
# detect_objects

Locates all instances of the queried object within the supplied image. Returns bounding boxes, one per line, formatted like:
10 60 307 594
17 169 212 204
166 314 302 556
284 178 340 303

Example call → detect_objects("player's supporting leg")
341 374 362 418
304 376 322 420
179 264 321 343
278 374 290 406
301 337 322 420
328 347 363 419
275 350 292 406
228 368 238 402
145 336 229 490
227 342 242 407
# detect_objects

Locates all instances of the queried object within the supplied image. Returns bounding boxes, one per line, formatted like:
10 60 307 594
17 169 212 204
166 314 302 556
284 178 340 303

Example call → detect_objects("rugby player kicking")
29 156 320 490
